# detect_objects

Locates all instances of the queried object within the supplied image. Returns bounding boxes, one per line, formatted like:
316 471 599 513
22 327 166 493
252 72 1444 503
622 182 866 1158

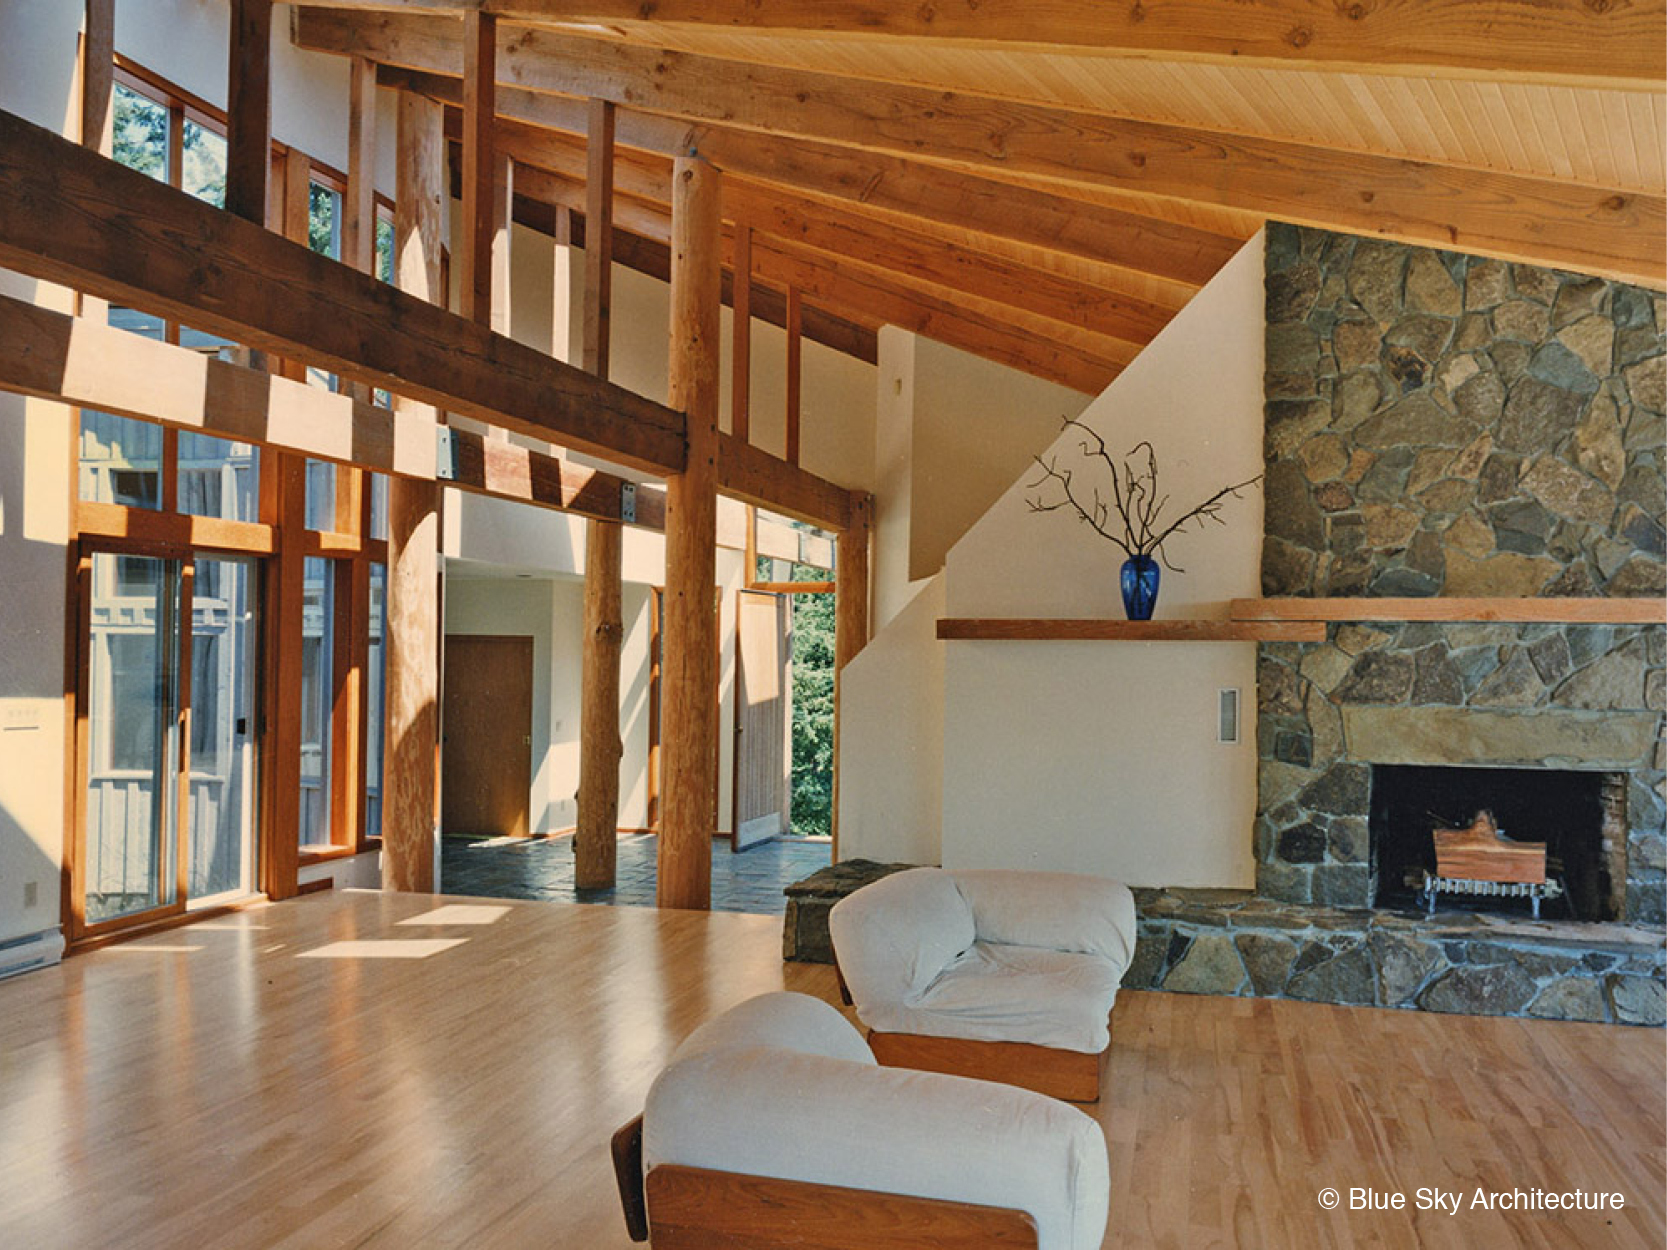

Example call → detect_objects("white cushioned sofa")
829 868 1137 1101
612 990 1110 1250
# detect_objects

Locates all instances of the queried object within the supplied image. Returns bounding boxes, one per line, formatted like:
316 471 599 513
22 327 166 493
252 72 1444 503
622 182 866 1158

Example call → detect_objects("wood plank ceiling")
290 2 1667 395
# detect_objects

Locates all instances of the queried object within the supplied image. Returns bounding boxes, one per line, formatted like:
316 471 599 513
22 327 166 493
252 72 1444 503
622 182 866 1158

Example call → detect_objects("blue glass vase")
1120 554 1160 621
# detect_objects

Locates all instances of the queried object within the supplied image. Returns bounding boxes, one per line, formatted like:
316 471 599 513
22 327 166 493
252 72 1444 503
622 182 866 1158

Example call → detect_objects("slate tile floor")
440 832 832 915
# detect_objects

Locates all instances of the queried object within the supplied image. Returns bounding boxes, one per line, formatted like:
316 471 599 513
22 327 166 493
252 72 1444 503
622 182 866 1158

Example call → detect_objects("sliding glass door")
80 549 261 933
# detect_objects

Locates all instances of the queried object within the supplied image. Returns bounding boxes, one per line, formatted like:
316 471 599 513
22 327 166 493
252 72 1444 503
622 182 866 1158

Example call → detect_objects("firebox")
1369 765 1628 922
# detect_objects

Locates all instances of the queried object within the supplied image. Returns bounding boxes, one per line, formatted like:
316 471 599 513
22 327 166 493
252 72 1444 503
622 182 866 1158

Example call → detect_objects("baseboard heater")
0 928 66 981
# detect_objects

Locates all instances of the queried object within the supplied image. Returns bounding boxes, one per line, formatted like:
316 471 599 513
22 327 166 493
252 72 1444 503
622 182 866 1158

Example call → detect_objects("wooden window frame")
74 57 389 917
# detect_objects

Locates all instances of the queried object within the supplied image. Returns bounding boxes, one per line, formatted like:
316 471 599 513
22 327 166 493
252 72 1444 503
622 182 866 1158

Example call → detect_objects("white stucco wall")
937 231 1268 887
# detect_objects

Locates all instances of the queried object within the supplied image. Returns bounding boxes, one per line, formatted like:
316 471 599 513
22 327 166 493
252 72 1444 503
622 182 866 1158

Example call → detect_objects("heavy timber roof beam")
291 0 1664 89
291 9 1664 286
0 106 858 529
445 110 1172 347
336 45 1244 290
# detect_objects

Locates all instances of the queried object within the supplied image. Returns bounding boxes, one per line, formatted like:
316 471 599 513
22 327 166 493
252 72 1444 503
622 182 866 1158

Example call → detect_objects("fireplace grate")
1417 870 1565 921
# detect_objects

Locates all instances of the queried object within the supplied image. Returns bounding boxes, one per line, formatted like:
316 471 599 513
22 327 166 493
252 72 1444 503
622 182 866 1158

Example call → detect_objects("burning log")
1432 810 1547 885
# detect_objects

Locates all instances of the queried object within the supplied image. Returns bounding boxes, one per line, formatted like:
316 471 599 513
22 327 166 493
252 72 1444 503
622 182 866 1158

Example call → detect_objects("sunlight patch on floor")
397 904 510 926
299 939 467 960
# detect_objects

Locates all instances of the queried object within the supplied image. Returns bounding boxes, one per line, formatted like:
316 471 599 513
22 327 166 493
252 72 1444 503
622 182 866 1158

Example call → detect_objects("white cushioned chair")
611 991 1110 1250
829 868 1137 1101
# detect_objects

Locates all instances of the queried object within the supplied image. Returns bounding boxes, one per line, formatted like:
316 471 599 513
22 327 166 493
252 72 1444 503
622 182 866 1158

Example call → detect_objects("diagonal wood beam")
550 175 1126 394
300 12 1664 286
355 57 1241 291
292 1 1666 89
484 0 1666 90
0 107 686 474
0 291 665 526
478 115 1174 344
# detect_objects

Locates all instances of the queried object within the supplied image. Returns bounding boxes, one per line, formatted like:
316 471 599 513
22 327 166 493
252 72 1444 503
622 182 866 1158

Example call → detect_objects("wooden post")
831 493 872 862
459 11 497 328
785 285 803 465
658 155 722 911
80 0 113 324
383 92 446 894
225 0 272 226
731 225 750 443
576 98 623 889
343 56 377 402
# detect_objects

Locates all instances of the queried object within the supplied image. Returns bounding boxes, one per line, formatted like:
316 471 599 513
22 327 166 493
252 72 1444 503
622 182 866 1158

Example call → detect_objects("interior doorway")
733 589 792 849
441 635 534 838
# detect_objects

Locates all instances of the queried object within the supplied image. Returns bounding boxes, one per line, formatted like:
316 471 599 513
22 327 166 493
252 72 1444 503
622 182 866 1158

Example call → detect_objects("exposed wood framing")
383 89 447 894
936 619 1328 642
831 492 872 860
523 172 1121 395
225 0 273 224
0 292 662 527
658 155 722 911
576 95 623 891
0 108 687 475
731 224 751 442
342 56 379 273
78 0 115 323
359 58 1239 290
448 0 1665 89
459 10 498 327
265 456 307 900
306 14 1665 284
784 285 802 466
508 162 880 363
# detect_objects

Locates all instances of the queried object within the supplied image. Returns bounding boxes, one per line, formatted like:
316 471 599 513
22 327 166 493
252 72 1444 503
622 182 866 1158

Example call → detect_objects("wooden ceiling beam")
0 107 688 474
348 57 1242 290
482 115 1173 344
460 148 881 363
291 1 1666 89
525 167 1123 393
0 291 664 527
300 12 1663 285
492 0 1665 90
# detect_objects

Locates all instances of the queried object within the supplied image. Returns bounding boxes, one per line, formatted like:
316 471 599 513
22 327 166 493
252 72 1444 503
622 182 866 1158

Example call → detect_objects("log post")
657 155 722 911
459 11 499 329
831 492 872 861
575 98 623 889
225 0 272 226
79 0 114 323
785 285 802 465
383 92 446 893
731 225 751 443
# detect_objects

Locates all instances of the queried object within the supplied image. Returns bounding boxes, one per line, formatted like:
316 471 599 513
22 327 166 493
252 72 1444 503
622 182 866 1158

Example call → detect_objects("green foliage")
308 183 341 257
788 567 836 838
112 84 167 180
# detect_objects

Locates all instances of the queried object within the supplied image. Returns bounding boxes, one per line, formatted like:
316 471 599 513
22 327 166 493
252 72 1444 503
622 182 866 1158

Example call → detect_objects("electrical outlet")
23 881 38 908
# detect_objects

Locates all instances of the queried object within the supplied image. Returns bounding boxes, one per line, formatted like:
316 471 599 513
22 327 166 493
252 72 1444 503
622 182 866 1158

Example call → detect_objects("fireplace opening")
1370 765 1627 922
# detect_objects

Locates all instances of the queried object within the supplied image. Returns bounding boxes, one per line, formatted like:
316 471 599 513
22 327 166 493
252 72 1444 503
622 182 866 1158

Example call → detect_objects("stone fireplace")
1122 226 1665 1026
1255 621 1663 925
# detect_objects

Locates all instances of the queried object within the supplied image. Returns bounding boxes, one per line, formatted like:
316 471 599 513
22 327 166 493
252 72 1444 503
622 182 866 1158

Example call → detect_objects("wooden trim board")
937 618 1327 642
1230 597 1666 624
866 1030 1107 1103
644 1165 1039 1249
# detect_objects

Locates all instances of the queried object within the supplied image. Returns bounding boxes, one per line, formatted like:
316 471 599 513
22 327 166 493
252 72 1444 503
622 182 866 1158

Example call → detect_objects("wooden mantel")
936 619 1326 642
1229 598 1665 625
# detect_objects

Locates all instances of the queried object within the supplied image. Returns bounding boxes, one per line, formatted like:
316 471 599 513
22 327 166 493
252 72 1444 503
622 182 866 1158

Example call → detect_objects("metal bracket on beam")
435 426 459 481
621 481 637 524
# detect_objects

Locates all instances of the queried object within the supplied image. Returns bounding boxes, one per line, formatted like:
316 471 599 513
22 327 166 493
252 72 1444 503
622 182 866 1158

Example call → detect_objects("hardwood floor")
0 891 1658 1249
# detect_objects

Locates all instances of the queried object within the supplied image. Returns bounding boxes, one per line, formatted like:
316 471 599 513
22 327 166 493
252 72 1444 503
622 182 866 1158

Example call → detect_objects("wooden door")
441 635 533 838
732 590 791 850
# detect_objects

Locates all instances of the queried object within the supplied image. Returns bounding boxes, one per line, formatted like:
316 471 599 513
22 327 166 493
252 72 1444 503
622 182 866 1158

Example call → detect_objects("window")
299 557 336 848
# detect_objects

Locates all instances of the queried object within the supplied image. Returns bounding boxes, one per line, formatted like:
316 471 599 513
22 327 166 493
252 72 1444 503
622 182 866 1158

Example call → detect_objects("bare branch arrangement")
1026 418 1262 573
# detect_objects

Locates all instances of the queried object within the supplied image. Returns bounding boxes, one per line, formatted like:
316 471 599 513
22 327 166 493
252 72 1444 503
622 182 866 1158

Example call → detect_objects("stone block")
1161 933 1249 996
1527 977 1610 1023
1341 705 1660 768
1287 946 1375 1005
1313 864 1371 908
1357 392 1476 450
1370 931 1444 1007
1299 763 1371 816
1470 648 1547 708
1256 861 1312 904
1123 932 1170 990
1418 963 1537 1016
1334 652 1415 704
1235 933 1300 997
1443 549 1559 597
1605 975 1666 1026
1497 376 1584 454
1552 636 1649 710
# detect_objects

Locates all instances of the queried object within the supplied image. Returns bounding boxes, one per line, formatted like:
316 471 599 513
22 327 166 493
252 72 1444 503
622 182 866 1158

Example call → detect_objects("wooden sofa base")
645 1164 1039 1249
867 1028 1109 1103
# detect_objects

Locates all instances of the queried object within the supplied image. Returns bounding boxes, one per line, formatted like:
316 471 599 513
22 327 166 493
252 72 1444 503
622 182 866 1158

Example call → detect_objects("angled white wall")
938 231 1267 886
